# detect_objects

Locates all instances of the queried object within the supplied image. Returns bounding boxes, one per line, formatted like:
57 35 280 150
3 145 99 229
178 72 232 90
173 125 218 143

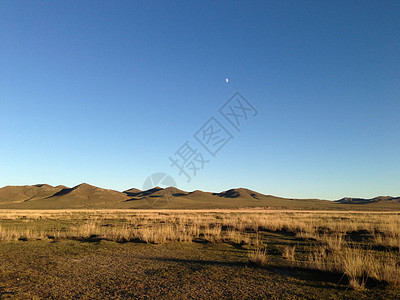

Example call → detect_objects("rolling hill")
0 184 398 210
0 184 65 204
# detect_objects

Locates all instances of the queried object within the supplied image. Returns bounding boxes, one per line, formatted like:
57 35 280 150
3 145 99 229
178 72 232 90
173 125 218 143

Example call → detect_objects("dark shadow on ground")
135 255 352 291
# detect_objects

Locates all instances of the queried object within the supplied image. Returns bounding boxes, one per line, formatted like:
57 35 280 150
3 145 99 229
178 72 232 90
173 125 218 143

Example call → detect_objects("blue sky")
1 1 399 200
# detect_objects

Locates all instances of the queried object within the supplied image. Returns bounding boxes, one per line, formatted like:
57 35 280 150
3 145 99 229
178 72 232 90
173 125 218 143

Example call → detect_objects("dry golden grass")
248 247 268 267
339 247 369 290
320 233 347 253
305 245 400 289
0 210 399 244
282 245 296 261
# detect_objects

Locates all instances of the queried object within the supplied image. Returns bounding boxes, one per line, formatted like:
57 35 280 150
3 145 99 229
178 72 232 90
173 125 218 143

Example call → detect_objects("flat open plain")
1 209 399 299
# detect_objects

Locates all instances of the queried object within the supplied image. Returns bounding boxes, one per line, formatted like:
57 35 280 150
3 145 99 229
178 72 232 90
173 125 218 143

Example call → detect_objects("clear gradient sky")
1 1 399 200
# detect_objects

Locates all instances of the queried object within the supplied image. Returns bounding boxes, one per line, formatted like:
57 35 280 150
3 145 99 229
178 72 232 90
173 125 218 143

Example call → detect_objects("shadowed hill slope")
336 196 400 204
0 184 65 204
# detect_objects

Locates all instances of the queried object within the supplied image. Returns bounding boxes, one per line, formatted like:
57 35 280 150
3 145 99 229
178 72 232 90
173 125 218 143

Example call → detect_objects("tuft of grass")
306 246 334 272
320 233 346 253
282 245 296 262
248 247 268 267
339 247 368 290
203 224 222 243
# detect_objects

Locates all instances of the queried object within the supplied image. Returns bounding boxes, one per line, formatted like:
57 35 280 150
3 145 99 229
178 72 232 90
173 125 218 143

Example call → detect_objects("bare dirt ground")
0 240 399 299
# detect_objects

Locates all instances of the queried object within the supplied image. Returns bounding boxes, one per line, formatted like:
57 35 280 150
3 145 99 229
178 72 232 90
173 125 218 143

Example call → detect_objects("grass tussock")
248 247 268 267
306 245 400 289
320 233 346 253
282 245 296 262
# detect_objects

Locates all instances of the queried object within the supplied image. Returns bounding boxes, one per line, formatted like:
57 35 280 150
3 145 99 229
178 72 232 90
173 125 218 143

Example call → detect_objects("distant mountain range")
0 183 398 210
335 196 400 204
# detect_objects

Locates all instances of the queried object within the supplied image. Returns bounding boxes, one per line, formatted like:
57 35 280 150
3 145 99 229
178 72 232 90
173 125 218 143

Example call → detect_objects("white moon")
225 78 229 83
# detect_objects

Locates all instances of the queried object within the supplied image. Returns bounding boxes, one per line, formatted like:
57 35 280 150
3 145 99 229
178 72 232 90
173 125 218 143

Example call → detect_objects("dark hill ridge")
213 188 263 199
0 184 398 209
124 188 142 195
335 196 400 204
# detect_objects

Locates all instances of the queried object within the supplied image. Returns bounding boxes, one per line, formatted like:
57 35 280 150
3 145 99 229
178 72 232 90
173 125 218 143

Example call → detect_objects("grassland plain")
0 210 400 299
